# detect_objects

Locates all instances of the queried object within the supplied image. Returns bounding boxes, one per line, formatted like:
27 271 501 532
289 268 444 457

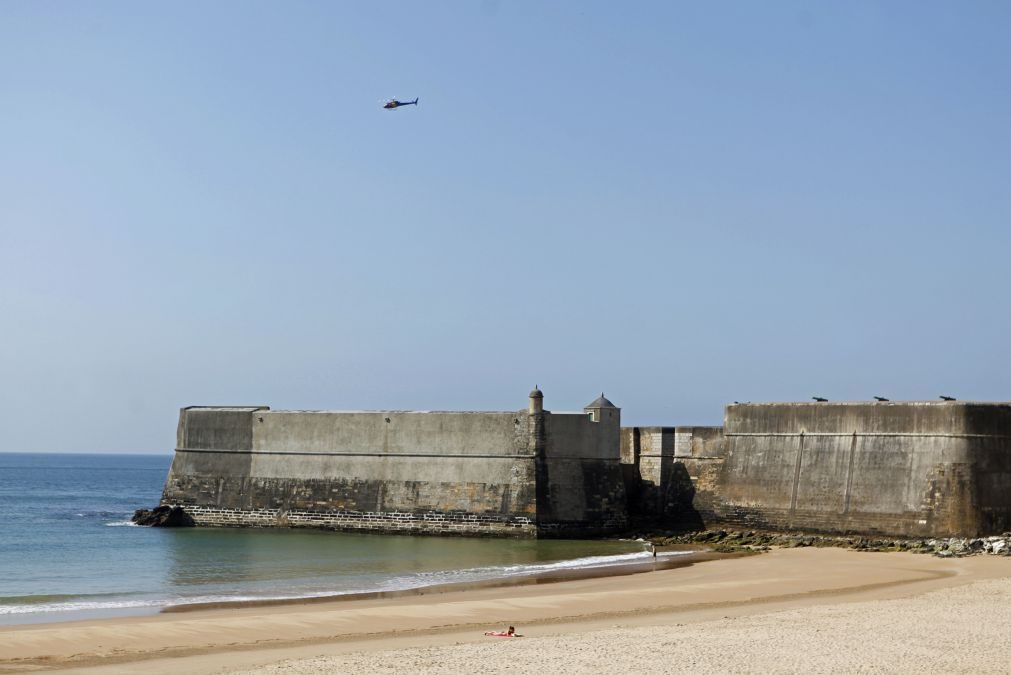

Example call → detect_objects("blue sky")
2 2 1009 453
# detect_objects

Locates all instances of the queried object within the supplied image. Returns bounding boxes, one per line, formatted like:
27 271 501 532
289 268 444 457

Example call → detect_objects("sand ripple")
230 577 1011 674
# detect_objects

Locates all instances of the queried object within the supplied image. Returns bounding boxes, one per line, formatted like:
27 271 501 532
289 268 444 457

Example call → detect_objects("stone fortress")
161 389 626 537
160 390 1011 539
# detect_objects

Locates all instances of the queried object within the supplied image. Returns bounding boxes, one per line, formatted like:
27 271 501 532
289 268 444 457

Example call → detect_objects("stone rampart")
161 393 626 537
163 397 1011 539
711 402 1011 537
163 407 540 536
538 407 627 534
620 426 722 526
623 402 1011 538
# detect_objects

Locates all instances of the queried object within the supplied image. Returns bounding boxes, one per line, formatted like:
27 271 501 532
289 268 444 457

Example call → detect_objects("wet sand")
2 548 1009 674
161 548 721 614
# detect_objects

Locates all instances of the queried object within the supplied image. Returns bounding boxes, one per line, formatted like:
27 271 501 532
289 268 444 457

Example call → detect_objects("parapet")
725 400 1011 436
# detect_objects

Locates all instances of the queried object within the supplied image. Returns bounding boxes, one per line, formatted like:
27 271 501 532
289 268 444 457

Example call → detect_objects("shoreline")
3 547 1010 673
0 546 710 626
0 540 679 627
162 546 724 614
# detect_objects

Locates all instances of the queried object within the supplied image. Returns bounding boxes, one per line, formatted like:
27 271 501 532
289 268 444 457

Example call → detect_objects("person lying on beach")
484 625 520 637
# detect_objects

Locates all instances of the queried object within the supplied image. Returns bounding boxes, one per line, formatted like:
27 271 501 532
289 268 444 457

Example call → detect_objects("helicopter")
383 97 419 109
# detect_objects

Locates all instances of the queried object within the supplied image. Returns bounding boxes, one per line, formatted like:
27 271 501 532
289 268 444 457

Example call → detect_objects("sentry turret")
528 386 544 415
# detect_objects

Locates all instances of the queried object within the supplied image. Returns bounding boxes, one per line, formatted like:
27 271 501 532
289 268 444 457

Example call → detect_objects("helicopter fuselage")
384 98 418 109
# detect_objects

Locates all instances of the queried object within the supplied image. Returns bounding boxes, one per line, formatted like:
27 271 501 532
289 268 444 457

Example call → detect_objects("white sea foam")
104 520 138 527
432 549 690 578
360 549 694 595
488 549 691 576
0 598 161 615
0 594 289 616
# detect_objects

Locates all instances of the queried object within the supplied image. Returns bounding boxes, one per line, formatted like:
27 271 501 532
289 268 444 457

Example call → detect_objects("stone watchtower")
583 394 622 473
527 386 545 453
527 389 627 534
584 393 619 425
528 386 544 414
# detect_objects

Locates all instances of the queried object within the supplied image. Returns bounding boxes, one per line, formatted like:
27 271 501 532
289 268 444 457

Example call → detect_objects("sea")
0 452 658 626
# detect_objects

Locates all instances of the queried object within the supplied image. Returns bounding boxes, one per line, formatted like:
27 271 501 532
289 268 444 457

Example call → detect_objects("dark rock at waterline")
132 505 194 527
648 528 1011 558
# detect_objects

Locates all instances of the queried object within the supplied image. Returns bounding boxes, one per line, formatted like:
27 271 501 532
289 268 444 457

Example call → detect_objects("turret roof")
585 393 616 409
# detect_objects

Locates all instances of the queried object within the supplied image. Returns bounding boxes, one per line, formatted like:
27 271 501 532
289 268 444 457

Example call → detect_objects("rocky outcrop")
131 505 194 527
645 528 1011 557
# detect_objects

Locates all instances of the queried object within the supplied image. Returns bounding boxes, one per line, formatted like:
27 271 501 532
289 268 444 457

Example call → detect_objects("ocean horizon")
0 452 659 625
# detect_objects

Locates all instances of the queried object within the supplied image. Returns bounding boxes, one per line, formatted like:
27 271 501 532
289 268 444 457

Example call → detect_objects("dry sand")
2 548 1010 674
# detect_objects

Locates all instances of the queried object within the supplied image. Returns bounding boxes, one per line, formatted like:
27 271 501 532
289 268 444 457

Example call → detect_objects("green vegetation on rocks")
640 529 1011 557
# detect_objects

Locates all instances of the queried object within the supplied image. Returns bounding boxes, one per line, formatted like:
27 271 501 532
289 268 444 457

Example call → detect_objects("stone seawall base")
167 504 537 537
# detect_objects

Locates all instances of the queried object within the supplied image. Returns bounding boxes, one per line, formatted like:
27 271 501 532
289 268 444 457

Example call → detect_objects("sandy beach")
3 547 1010 674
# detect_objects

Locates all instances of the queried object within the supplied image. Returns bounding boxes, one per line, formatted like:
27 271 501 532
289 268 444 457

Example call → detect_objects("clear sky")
2 2 1010 453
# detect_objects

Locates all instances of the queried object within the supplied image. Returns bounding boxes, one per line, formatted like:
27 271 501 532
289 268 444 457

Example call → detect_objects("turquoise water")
0 453 651 625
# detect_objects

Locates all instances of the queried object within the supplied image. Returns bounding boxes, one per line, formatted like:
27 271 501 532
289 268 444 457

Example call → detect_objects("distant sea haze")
0 453 652 625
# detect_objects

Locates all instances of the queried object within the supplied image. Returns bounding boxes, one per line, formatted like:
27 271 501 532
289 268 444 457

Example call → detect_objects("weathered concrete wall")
626 402 1011 538
163 398 628 538
179 406 263 451
164 407 539 537
620 426 722 526
539 411 627 534
167 398 1011 539
708 402 1011 537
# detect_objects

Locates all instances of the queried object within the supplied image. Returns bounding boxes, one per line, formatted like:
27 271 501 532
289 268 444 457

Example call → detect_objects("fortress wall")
253 410 531 458
538 412 627 534
680 426 724 458
691 402 1011 537
973 433 1011 531
545 411 619 459
726 401 1011 436
163 407 539 537
169 407 265 491
162 399 1011 539
621 404 1011 537
179 407 264 451
620 427 670 518
620 426 722 524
